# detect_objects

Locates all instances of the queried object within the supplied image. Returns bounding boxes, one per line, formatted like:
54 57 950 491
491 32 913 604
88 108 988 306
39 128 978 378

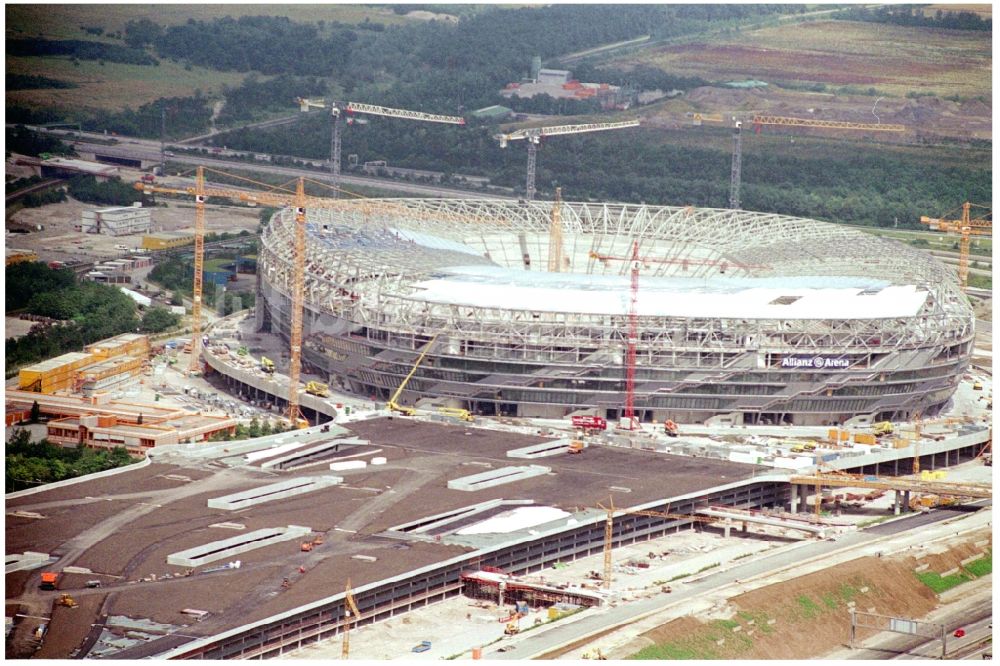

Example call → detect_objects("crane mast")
625 241 640 430
547 187 563 272
729 121 742 210
136 173 339 427
190 166 206 374
296 98 465 198
287 177 307 426
495 119 640 200
693 113 905 210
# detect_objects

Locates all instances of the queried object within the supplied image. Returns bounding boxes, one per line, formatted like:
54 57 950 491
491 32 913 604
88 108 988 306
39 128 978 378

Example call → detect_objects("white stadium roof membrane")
412 266 927 320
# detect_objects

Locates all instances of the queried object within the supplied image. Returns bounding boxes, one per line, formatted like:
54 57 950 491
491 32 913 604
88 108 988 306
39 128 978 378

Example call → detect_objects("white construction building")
78 204 152 236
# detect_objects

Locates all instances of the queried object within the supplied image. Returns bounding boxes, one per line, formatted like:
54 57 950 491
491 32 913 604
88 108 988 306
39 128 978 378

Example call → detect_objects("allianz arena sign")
781 356 851 370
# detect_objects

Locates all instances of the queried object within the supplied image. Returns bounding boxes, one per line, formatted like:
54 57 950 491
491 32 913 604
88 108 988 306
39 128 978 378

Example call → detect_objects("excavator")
386 334 440 417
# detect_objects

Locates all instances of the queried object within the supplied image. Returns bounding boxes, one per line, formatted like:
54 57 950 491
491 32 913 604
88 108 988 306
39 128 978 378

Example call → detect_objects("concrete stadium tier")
257 199 973 426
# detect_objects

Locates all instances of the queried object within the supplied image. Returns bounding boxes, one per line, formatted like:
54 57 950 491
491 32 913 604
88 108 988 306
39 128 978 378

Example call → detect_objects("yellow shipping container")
853 433 877 445
86 333 150 360
19 352 95 393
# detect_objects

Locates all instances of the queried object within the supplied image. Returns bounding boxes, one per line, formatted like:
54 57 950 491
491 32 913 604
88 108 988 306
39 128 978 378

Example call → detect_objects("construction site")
5 98 994 660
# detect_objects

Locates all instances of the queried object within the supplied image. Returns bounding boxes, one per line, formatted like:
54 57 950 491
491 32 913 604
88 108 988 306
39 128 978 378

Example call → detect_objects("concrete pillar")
893 490 901 515
945 449 949 466
894 458 899 476
723 520 732 539
903 490 910 512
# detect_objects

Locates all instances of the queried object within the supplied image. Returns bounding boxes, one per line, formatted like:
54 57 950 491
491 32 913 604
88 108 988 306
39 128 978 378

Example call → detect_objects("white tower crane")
296 98 465 196
495 120 640 200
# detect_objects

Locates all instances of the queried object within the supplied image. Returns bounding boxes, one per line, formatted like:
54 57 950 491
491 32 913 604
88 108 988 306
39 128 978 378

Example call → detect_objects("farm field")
6 56 245 113
5 4 415 39
618 21 990 99
616 20 991 143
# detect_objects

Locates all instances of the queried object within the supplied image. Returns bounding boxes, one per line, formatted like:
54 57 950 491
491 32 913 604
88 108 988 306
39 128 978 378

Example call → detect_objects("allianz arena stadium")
257 199 974 426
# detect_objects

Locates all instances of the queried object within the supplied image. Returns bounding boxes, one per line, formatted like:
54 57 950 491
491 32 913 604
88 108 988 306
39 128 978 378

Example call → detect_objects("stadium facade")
257 199 974 426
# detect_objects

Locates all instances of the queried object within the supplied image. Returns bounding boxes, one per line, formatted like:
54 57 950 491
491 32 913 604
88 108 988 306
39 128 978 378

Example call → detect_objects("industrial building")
142 230 195 251
257 199 972 427
77 204 152 236
501 68 625 109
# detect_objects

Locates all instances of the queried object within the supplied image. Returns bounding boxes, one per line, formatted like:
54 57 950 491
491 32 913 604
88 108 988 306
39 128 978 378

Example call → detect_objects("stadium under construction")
257 199 974 426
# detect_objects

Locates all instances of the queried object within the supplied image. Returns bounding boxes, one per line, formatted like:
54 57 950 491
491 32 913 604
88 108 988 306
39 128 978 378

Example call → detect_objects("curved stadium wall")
257 199 973 426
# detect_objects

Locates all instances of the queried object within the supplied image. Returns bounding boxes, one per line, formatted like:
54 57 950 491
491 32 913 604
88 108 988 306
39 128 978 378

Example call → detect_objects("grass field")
6 56 245 113
5 4 414 40
617 20 990 99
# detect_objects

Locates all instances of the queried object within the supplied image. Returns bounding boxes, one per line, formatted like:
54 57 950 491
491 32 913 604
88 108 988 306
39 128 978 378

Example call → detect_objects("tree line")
5 262 179 372
6 38 157 65
839 5 991 31
6 428 137 493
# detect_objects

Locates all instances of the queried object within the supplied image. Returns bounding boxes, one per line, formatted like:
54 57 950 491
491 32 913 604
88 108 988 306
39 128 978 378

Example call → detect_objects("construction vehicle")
504 622 520 635
495 120 640 200
664 420 679 437
973 382 984 391
568 440 585 454
872 421 894 437
572 415 607 432
305 381 329 397
39 572 61 590
386 334 440 417
141 173 155 183
56 594 78 608
437 406 474 422
300 542 314 552
919 202 991 292
260 357 275 374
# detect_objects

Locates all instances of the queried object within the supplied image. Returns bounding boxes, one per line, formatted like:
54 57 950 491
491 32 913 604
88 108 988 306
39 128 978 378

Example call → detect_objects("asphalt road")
488 501 991 660
843 596 992 660
22 126 507 200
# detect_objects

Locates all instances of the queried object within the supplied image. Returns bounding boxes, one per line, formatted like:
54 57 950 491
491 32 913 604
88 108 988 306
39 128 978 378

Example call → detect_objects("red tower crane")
588 244 766 430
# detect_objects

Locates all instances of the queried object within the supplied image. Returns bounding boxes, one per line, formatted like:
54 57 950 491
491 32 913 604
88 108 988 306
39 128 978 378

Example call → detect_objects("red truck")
571 415 607 431
141 174 156 183
39 572 62 590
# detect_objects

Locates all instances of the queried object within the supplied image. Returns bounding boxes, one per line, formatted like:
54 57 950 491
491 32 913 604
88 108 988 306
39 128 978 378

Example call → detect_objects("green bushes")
5 428 138 493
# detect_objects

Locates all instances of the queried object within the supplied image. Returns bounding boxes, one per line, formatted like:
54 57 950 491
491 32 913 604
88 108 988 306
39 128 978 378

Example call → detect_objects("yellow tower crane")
341 580 361 659
136 171 341 426
596 497 717 589
691 113 905 210
548 187 564 273
919 202 992 291
495 119 640 201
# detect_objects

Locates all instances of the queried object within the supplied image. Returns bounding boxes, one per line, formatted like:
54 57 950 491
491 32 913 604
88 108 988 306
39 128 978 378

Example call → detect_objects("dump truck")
305 381 329 397
664 420 679 437
438 407 474 422
260 357 275 374
872 421 894 437
39 572 62 590
571 415 607 432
